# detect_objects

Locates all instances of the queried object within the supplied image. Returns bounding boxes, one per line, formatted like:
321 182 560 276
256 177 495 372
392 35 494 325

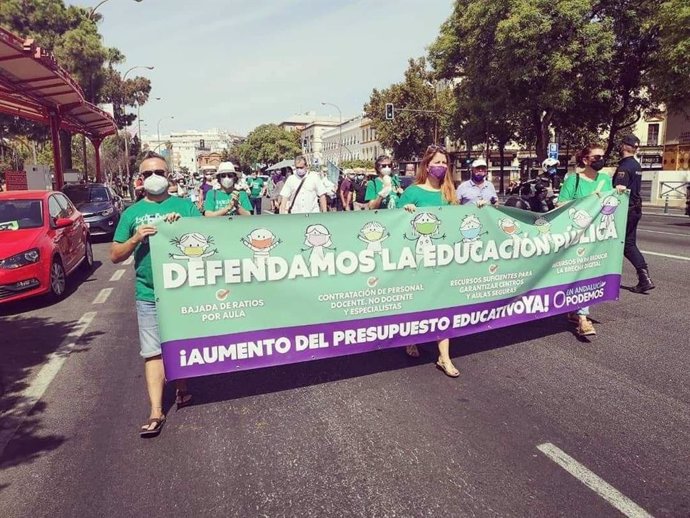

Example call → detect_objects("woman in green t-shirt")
399 144 460 378
556 143 612 337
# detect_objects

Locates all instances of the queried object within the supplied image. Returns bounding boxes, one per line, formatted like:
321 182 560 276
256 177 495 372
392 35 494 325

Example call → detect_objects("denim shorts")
135 300 162 358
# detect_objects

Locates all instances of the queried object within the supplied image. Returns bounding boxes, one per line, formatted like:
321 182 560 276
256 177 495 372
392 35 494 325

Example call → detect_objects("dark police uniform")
613 155 646 271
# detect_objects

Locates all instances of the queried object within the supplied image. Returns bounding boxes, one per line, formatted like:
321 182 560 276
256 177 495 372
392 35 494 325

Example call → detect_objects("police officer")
613 134 654 293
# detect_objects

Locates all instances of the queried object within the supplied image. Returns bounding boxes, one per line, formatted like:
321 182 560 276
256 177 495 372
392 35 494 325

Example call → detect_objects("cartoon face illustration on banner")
534 216 551 235
599 195 620 231
568 208 593 230
241 228 281 261
404 212 445 259
357 221 390 254
459 214 483 242
303 224 335 261
497 217 520 236
169 233 217 261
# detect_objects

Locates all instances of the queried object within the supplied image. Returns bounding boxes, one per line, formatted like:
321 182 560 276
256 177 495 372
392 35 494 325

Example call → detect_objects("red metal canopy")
0 26 118 187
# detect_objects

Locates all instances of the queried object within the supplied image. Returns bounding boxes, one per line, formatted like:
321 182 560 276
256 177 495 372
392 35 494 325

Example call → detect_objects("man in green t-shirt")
111 151 201 438
204 164 252 217
247 171 266 215
366 155 399 210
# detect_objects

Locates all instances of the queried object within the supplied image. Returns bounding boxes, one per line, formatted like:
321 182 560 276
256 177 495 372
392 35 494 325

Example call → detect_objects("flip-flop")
140 416 166 438
436 359 460 378
176 390 193 410
405 345 420 358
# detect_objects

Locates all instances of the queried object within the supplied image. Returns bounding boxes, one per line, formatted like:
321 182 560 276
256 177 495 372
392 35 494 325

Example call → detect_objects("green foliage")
364 58 454 160
0 0 152 170
236 124 302 167
340 159 374 169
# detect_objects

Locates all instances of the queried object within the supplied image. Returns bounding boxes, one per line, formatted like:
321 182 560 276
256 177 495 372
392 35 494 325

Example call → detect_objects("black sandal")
140 416 166 438
176 390 193 409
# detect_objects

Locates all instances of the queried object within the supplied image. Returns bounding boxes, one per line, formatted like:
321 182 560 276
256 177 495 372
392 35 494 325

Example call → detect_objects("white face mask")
220 177 235 189
143 174 169 195
295 168 307 177
380 166 392 176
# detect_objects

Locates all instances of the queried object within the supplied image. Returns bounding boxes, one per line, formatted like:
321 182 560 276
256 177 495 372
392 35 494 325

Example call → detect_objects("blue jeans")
135 300 161 358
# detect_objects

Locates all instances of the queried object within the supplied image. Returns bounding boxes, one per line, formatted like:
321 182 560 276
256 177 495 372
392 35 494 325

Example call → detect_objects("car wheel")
49 258 67 300
81 239 94 272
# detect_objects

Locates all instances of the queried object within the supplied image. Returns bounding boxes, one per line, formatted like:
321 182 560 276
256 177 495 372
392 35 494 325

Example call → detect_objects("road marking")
638 228 690 237
92 288 113 304
0 311 97 456
537 443 652 518
109 269 126 282
641 250 690 262
123 256 134 265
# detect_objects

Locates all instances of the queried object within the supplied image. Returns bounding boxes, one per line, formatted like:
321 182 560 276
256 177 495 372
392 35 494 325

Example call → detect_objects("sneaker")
577 319 596 336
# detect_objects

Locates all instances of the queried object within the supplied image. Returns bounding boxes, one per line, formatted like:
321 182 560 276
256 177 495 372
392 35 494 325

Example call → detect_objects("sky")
72 0 454 137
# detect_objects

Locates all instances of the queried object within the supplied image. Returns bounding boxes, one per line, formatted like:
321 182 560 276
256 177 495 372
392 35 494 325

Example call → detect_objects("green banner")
151 190 628 379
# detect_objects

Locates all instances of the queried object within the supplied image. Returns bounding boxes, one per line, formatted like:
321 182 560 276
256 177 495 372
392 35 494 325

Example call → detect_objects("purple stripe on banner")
162 274 620 380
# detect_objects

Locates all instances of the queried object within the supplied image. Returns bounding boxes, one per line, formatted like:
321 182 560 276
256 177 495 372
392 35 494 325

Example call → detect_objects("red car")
0 190 93 304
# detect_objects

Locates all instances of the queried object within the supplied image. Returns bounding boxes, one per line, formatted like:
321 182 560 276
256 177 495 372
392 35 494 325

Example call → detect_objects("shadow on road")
0 314 103 476
0 262 102 317
188 315 574 407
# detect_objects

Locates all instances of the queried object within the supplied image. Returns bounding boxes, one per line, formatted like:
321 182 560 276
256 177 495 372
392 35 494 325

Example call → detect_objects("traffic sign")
548 143 559 159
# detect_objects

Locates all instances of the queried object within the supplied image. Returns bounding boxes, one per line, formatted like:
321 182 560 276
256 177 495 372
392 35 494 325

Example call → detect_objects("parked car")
62 183 123 238
0 190 92 304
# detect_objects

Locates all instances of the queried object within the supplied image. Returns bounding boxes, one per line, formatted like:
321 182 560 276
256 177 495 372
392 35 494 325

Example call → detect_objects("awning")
265 159 295 171
0 27 117 139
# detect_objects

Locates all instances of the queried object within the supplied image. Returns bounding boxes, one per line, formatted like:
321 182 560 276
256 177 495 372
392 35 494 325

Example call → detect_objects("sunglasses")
426 144 447 153
217 173 236 179
587 155 604 161
141 169 167 178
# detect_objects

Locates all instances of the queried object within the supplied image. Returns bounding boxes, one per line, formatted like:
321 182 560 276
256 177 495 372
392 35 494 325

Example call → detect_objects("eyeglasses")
426 144 447 154
587 155 604 161
141 169 167 178
217 173 236 179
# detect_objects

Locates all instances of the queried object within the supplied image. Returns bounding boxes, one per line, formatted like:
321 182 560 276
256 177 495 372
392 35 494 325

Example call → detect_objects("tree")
430 0 612 162
340 159 374 170
0 0 152 171
364 58 454 160
236 124 302 167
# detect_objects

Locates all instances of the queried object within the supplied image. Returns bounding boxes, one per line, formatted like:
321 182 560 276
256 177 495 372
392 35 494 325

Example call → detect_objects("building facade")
320 115 388 166
662 109 690 171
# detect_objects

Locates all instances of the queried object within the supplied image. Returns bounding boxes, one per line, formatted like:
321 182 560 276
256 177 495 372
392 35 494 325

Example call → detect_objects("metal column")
49 110 63 190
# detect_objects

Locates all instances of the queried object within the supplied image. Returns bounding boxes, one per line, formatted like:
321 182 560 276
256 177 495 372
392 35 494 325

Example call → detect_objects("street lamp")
321 101 342 167
89 0 143 19
157 115 175 168
120 65 154 185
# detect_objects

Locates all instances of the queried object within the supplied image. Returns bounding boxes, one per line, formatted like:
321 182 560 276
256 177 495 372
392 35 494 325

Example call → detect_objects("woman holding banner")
399 144 460 378
556 143 613 337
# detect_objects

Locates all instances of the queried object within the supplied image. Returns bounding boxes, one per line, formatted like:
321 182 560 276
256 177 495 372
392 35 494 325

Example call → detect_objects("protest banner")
150 190 628 380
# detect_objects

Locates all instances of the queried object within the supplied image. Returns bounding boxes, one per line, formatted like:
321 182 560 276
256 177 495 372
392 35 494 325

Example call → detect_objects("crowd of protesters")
116 137 650 437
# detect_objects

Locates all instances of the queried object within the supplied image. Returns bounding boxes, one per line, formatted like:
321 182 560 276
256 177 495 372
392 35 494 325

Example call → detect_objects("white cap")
217 161 237 174
471 158 488 168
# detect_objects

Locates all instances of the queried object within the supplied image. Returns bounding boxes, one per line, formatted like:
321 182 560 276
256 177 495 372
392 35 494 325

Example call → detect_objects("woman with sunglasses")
398 144 460 378
204 164 252 217
556 143 613 337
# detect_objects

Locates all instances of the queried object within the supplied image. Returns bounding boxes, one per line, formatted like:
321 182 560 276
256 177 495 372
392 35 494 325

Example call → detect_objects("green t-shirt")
203 189 252 214
247 177 265 198
113 196 201 302
364 177 400 208
398 184 451 208
557 172 612 203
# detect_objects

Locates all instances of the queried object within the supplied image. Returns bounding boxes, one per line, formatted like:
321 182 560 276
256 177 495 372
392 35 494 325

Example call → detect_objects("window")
48 196 64 219
646 124 659 146
55 194 75 216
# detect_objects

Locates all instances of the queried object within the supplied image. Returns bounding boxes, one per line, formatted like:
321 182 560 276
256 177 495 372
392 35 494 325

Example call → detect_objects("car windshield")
0 199 44 230
63 186 109 203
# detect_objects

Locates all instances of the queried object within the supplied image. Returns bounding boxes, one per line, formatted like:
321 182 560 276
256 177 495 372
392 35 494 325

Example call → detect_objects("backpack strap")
288 177 307 214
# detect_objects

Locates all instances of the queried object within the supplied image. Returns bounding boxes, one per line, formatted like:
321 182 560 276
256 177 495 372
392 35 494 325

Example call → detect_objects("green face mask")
364 231 383 241
415 222 438 235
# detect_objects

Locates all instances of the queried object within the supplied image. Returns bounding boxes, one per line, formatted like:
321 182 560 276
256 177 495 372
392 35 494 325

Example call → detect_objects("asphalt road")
0 212 688 518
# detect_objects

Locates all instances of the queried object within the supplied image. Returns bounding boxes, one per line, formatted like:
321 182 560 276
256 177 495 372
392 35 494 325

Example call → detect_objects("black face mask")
590 159 606 171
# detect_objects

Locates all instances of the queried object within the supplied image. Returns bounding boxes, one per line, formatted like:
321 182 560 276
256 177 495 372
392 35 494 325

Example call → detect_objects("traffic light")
385 103 395 120
199 139 205 149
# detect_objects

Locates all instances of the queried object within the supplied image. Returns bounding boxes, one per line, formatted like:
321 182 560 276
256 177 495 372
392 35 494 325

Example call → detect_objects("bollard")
664 194 669 214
